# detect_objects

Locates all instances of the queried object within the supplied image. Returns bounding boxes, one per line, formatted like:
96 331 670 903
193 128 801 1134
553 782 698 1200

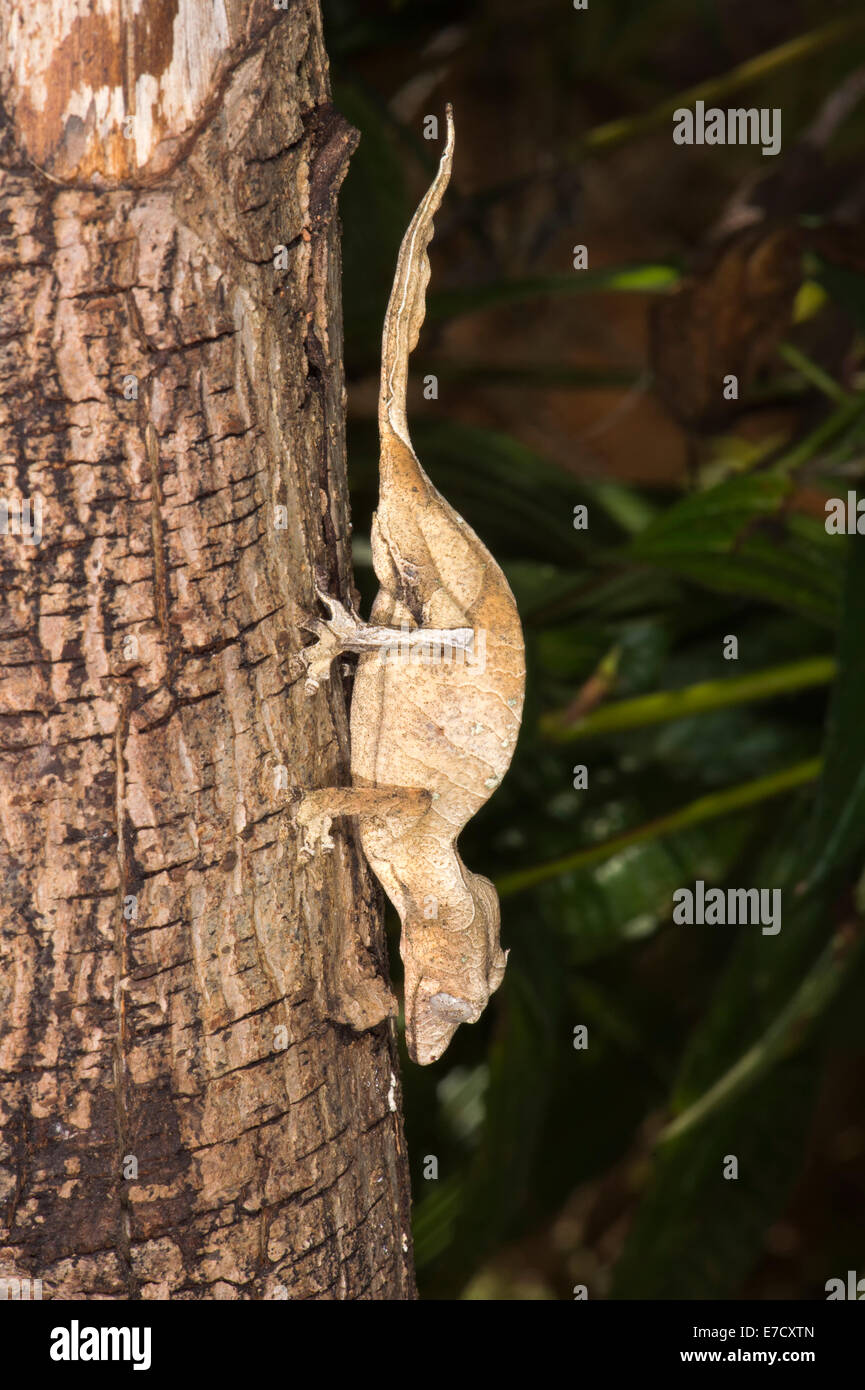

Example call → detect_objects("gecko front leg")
295 785 431 858
300 586 474 693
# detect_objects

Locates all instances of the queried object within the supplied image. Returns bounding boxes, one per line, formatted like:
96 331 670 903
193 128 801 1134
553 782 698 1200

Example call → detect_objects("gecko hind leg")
295 785 432 859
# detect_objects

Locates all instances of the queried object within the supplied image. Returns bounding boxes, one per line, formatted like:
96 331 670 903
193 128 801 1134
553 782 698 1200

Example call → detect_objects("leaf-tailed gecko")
296 106 526 1064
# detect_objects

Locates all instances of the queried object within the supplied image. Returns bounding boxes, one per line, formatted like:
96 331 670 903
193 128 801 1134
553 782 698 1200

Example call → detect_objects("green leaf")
496 759 821 898
814 257 865 334
800 537 865 892
412 1178 464 1269
543 817 755 965
426 265 680 323
348 419 627 571
541 656 837 742
419 361 642 391
611 1059 819 1299
632 475 841 624
634 473 791 557
414 932 564 1288
672 830 829 1112
663 924 862 1141
612 798 863 1299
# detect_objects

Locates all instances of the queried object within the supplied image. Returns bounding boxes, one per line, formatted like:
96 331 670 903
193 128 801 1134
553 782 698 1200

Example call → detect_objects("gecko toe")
294 798 336 859
313 585 336 615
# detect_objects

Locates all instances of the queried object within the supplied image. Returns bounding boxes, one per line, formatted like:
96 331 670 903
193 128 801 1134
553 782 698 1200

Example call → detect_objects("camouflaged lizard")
297 106 526 1064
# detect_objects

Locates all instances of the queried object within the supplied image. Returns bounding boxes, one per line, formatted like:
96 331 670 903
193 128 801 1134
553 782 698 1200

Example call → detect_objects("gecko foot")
295 798 335 859
299 587 362 694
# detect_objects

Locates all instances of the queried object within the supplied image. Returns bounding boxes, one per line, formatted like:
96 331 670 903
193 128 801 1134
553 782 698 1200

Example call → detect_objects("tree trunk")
0 0 415 1300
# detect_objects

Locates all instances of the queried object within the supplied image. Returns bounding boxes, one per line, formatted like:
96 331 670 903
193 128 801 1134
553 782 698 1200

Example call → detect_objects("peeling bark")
0 0 416 1300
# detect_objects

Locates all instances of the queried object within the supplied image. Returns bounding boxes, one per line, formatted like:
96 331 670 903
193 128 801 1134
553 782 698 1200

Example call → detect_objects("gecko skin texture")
298 106 526 1064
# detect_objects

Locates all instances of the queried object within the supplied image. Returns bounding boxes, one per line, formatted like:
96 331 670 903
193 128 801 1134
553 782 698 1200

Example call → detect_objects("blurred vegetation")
323 0 865 1299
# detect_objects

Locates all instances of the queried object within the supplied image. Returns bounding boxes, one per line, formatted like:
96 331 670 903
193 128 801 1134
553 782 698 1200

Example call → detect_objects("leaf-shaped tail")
379 104 454 455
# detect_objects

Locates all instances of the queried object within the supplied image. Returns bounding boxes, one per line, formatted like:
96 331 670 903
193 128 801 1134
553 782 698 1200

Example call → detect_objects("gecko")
296 105 526 1065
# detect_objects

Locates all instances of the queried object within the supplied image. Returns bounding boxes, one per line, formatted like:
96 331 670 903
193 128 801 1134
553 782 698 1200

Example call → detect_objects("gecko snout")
404 952 504 1064
402 872 509 1063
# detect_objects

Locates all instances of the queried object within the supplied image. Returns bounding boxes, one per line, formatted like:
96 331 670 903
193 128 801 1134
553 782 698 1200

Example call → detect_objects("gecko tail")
379 104 454 454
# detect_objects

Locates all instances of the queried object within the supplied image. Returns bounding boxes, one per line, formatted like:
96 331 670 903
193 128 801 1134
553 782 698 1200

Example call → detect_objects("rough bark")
0 0 416 1300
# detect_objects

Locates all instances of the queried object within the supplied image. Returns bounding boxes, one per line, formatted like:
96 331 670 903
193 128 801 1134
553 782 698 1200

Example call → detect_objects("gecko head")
403 874 508 1066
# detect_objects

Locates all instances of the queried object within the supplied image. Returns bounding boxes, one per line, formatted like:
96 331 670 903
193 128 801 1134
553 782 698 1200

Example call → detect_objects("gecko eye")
428 992 477 1024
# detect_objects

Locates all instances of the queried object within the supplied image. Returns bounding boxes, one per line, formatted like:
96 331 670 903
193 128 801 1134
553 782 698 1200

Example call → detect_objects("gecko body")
298 107 526 1063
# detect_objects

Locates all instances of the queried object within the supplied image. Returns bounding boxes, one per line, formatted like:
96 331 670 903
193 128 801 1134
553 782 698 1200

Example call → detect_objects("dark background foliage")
322 0 865 1299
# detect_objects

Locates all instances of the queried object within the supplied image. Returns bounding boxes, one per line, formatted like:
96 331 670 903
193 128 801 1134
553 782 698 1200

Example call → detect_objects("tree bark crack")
112 681 139 1298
